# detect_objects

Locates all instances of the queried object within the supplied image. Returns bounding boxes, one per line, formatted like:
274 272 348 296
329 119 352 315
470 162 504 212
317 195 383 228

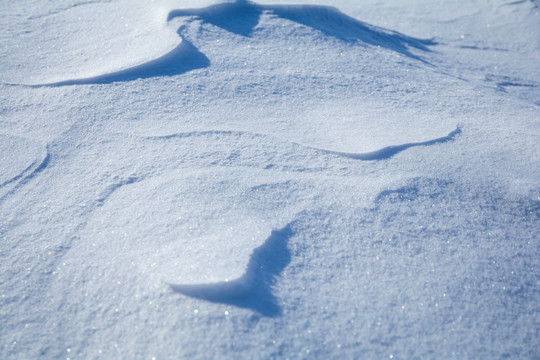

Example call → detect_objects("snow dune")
1 0 539 359
167 2 435 57
33 1 435 86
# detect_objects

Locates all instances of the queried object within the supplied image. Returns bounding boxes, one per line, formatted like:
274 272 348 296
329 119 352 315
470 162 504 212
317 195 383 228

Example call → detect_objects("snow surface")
1 0 539 358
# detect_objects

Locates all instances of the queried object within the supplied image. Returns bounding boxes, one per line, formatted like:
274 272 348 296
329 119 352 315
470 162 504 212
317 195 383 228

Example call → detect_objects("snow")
1 0 539 358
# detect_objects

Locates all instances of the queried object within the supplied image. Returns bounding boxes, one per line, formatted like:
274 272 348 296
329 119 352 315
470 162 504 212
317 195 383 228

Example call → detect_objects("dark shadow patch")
168 1 264 37
169 1 435 61
24 1 434 86
374 178 453 204
38 39 210 86
170 224 293 317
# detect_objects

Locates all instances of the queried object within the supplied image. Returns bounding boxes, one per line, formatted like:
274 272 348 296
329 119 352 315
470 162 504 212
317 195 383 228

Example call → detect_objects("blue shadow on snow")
38 0 434 86
169 0 435 60
323 126 461 161
42 39 210 86
169 224 293 317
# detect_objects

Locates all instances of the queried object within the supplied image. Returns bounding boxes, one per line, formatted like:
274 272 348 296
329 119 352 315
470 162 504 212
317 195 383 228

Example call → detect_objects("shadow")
323 126 461 161
41 39 210 86
168 1 263 37
374 178 452 204
170 224 293 317
0 147 51 203
31 1 434 86
168 0 435 60
484 74 537 93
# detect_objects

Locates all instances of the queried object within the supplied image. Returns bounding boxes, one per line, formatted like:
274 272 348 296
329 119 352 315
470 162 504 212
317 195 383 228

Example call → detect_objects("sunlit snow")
1 0 539 358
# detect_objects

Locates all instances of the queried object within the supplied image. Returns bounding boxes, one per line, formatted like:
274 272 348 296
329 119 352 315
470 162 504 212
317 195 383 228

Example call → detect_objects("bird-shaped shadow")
169 224 293 317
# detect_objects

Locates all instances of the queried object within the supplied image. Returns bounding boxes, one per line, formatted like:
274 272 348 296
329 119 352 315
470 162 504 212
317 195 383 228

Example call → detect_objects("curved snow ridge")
143 129 268 142
0 137 51 202
96 176 140 207
0 156 44 189
0 153 50 202
143 126 461 162
484 74 538 93
26 39 210 87
315 126 462 161
169 223 294 318
22 1 434 87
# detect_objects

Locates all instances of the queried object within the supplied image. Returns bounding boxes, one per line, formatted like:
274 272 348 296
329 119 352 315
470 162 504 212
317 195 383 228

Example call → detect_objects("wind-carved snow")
34 40 210 87
0 134 49 200
2 1 460 316
318 126 461 161
1 0 539 358
29 124 464 320
72 165 305 295
145 127 462 164
170 224 293 317
167 2 435 59
143 128 460 313
8 0 457 153
30 1 434 87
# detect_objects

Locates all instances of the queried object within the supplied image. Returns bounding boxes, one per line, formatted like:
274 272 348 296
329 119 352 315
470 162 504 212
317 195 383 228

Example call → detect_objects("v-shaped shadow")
169 224 293 317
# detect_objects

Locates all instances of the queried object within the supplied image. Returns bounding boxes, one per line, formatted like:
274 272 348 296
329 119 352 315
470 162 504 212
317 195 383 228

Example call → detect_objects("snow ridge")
20 0 435 87
144 127 461 164
0 145 50 203
321 126 462 161
1 0 538 358
26 39 210 87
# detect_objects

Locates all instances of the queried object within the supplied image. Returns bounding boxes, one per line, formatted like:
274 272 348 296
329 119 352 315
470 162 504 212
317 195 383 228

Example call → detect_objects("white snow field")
1 0 539 358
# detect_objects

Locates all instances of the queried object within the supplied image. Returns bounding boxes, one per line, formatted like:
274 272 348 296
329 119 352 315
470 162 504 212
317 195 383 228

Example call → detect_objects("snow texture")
1 0 539 359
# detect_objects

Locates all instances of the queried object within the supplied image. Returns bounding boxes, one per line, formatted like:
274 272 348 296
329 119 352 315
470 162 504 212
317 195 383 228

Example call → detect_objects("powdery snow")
1 0 539 359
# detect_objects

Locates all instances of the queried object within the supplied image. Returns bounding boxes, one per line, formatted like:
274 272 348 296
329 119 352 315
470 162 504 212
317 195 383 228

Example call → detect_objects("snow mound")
0 0 538 358
30 1 435 86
